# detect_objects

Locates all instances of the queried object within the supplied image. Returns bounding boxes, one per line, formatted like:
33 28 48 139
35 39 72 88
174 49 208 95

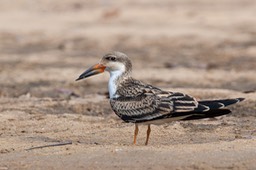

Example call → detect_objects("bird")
76 51 244 145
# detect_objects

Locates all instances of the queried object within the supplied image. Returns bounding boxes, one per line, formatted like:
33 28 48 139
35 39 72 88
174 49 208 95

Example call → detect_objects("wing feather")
110 78 200 123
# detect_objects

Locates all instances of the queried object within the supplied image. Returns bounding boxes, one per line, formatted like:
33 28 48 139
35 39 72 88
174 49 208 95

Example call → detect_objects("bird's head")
76 51 132 81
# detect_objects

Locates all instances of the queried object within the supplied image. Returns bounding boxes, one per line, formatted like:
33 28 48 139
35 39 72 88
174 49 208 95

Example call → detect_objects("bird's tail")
172 98 244 120
198 98 245 109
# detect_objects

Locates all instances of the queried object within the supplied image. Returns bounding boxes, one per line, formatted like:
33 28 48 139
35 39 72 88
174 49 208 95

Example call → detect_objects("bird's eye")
110 57 116 61
106 56 116 61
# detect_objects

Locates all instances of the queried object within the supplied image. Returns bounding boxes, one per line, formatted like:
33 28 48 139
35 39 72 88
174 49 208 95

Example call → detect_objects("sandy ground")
0 0 256 169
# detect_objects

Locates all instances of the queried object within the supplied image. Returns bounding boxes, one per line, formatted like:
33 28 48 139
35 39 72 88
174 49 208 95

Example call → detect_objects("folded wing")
111 79 244 123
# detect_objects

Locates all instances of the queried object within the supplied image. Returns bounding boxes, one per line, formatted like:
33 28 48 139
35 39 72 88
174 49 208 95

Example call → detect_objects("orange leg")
145 124 151 145
133 124 139 145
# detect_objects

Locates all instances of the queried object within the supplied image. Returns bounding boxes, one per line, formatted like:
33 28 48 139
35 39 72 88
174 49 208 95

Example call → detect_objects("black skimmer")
76 51 244 145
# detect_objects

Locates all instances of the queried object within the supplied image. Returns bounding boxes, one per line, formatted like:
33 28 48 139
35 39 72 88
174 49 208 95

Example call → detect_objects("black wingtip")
237 98 245 102
182 109 232 120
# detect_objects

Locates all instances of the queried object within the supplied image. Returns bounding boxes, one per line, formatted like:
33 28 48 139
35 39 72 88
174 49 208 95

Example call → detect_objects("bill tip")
75 77 81 81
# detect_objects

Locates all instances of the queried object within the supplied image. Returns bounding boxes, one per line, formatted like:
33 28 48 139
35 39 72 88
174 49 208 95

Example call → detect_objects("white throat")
107 63 128 99
108 69 124 99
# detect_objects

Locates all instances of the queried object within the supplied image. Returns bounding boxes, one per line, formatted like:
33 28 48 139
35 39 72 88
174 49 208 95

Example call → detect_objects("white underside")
136 115 191 125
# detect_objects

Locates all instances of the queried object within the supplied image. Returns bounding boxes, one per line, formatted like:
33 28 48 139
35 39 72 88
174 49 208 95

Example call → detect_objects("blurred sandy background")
0 0 256 169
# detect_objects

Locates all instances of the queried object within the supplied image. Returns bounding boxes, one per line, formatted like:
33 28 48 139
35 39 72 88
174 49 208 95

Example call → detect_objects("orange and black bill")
76 63 106 81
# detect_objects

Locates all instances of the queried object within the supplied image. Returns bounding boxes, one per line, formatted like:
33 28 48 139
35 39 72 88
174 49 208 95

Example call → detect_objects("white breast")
108 70 123 99
106 62 126 99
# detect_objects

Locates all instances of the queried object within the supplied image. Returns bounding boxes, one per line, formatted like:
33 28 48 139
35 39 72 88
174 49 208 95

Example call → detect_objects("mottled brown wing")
115 78 163 97
110 79 203 123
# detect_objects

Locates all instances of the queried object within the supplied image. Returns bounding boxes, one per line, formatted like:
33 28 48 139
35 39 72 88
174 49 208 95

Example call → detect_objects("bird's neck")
108 70 130 99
